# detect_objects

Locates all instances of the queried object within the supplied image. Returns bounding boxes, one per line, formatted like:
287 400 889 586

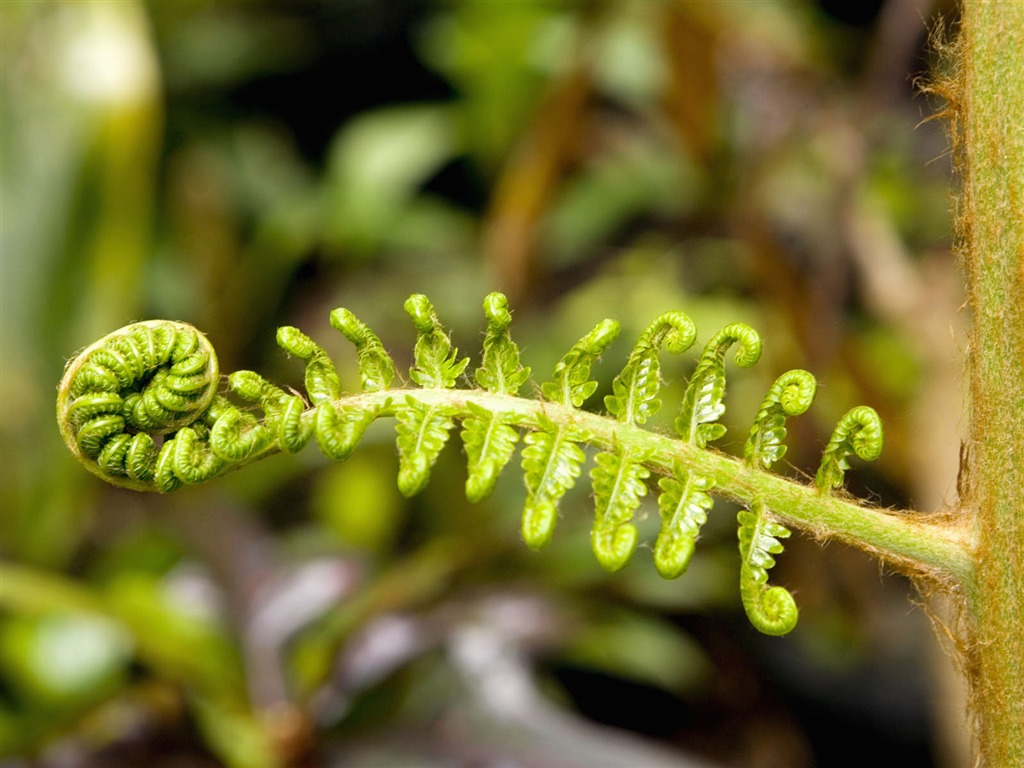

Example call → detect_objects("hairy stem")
220 388 972 586
958 3 1024 764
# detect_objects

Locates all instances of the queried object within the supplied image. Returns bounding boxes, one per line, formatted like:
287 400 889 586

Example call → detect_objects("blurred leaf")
543 136 699 268
0 563 245 705
312 450 403 553
591 5 668 108
160 7 311 89
324 105 456 254
612 545 738 612
190 695 281 768
103 573 245 701
0 613 132 704
1 0 161 572
417 0 565 168
561 609 710 694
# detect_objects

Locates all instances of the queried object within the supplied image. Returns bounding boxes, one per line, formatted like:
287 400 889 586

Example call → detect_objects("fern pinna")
58 292 889 636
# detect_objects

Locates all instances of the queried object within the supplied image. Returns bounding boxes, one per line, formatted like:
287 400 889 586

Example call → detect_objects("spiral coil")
57 321 220 492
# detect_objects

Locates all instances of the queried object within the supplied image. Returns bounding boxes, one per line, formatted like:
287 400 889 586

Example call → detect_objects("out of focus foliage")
1 1 961 767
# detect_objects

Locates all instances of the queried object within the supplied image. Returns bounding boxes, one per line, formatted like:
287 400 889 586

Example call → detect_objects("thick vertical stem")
959 4 1024 765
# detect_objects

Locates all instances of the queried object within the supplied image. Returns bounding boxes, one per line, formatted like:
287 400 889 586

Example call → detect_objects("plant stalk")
958 3 1024 765
232 388 973 586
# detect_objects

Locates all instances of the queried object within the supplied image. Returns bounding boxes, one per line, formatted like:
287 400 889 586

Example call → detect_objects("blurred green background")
1 1 968 767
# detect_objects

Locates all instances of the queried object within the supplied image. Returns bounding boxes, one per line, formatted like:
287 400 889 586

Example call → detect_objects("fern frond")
654 466 714 579
57 295 917 624
330 308 396 392
476 292 531 395
405 294 469 389
735 370 815 632
276 326 341 404
395 396 457 497
224 370 311 453
461 401 520 503
541 320 620 407
815 405 884 492
676 323 762 447
605 311 696 425
172 426 227 486
209 407 271 462
521 415 586 550
738 501 798 636
153 442 181 493
591 448 650 572
315 401 382 462
744 369 817 470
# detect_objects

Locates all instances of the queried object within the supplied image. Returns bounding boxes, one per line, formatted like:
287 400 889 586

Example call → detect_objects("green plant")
58 290 935 638
48 4 1024 767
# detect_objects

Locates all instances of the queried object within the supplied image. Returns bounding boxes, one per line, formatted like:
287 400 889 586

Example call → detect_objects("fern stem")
212 388 972 587
958 3 1024 764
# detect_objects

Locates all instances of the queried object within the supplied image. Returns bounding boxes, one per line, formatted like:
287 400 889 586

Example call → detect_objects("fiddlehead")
57 321 220 492
815 405 884 493
224 368 311 454
736 370 817 635
59 293 905 627
654 323 762 579
475 292 531 396
276 326 341 405
744 369 817 469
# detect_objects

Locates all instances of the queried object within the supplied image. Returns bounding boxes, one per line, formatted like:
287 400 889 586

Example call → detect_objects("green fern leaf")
153 441 181 493
276 326 341 404
591 449 650 572
395 395 456 496
277 395 314 453
226 370 291 417
676 323 761 447
330 308 396 392
405 294 469 389
541 320 620 407
209 408 271 462
172 426 226 485
461 401 520 503
314 401 381 461
221 371 312 453
475 292 531 395
605 311 696 425
654 466 714 579
521 415 585 550
815 405 884 492
738 501 798 636
744 369 817 470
